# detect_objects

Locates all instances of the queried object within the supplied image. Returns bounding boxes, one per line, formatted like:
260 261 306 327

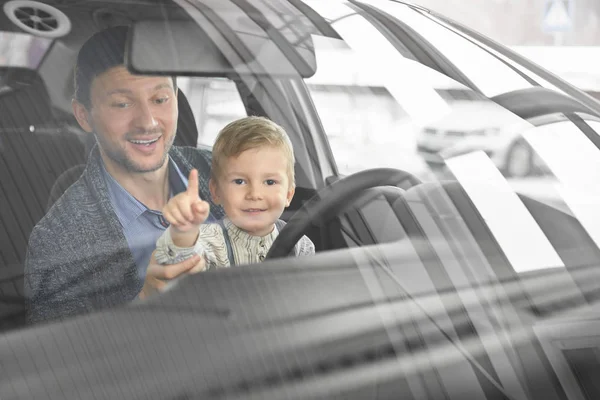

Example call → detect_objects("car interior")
1 1 600 398
0 0 596 322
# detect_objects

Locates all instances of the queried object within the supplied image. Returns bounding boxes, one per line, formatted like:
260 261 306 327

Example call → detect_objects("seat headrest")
174 89 199 148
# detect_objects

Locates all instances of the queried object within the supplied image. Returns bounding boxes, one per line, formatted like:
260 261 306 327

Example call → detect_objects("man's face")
210 146 295 237
75 65 178 174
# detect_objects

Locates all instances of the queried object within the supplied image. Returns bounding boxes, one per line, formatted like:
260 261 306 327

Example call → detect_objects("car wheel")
505 139 534 177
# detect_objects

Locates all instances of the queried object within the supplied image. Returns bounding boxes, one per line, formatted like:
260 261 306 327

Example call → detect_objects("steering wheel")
267 168 422 259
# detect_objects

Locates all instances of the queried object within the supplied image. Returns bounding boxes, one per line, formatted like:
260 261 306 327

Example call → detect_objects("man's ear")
209 178 220 205
72 99 93 133
285 185 295 207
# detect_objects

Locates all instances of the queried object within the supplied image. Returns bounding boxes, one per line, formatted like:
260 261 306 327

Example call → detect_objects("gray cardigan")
24 145 223 324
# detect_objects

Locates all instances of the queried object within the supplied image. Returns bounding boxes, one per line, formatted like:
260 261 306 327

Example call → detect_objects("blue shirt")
101 159 214 278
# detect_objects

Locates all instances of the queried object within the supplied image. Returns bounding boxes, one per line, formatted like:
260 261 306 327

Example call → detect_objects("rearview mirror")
127 19 317 78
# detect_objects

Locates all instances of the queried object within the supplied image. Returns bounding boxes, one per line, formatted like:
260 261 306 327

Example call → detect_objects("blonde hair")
211 116 295 186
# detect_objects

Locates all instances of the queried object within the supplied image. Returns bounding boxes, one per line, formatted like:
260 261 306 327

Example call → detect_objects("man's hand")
138 251 206 300
162 169 210 247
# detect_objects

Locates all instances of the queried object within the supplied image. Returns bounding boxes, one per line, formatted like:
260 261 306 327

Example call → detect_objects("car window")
0 32 52 69
304 1 600 278
304 3 527 182
176 77 246 148
367 0 540 98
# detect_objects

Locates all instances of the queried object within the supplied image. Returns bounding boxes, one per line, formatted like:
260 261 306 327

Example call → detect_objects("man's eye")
265 179 277 185
233 179 245 185
155 97 169 105
112 102 130 108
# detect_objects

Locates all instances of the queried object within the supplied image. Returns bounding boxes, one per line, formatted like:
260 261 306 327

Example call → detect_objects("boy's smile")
243 208 267 214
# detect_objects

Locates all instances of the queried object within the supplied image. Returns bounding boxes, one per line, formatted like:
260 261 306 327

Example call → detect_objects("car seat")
0 73 85 330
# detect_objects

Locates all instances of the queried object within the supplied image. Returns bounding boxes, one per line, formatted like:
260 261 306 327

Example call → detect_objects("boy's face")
210 146 295 237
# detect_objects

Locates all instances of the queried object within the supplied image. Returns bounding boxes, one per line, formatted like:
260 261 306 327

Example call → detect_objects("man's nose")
133 102 158 131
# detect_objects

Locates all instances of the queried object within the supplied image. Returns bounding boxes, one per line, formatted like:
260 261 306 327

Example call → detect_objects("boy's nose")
245 184 263 200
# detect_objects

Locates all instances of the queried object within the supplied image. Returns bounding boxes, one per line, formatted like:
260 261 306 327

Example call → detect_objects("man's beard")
95 129 176 173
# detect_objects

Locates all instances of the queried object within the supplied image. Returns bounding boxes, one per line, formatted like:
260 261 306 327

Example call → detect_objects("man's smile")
127 135 162 146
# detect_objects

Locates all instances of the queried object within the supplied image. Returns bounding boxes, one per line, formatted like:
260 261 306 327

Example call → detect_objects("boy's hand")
162 169 210 235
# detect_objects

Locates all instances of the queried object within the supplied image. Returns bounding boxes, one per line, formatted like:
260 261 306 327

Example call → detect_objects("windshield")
3 1 600 398
180 2 600 396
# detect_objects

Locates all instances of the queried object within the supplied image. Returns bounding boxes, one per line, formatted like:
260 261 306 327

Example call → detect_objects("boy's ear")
209 178 220 205
285 185 295 207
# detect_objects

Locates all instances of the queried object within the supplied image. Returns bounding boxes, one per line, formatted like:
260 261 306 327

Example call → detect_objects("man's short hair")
74 25 177 108
211 116 296 187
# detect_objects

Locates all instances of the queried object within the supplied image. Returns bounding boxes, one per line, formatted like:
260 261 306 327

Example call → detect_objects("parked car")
1 0 600 399
416 99 541 177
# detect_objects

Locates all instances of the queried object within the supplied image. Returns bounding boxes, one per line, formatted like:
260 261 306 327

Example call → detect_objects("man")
24 25 224 324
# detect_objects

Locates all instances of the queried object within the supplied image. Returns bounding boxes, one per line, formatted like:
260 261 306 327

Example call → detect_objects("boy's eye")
233 179 245 185
265 179 277 186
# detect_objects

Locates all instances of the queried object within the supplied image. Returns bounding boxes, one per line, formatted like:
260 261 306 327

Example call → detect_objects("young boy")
154 116 315 271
